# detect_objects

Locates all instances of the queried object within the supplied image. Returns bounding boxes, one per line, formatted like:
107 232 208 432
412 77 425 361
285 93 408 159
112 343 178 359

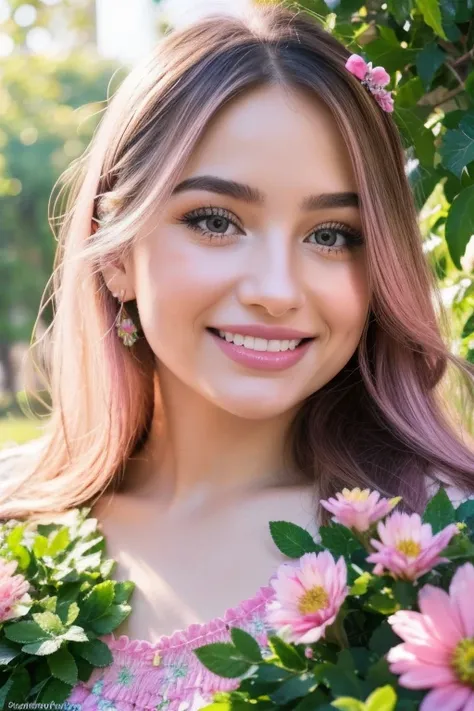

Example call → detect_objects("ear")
92 220 136 301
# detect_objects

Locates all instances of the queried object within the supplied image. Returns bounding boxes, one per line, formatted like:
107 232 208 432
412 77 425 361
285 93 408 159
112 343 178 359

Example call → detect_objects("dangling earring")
113 290 139 347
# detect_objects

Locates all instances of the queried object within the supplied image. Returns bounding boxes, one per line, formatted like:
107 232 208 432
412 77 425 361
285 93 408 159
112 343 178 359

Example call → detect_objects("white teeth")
217 330 302 352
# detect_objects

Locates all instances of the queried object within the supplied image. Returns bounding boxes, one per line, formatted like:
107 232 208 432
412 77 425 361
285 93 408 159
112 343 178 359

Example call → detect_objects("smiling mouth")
207 328 314 349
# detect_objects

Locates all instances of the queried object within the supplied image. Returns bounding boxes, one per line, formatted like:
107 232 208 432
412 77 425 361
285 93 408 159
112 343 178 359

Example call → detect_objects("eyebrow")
171 175 359 211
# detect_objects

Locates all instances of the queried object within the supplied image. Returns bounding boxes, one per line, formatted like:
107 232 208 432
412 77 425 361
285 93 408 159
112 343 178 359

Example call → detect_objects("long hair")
2 2 474 522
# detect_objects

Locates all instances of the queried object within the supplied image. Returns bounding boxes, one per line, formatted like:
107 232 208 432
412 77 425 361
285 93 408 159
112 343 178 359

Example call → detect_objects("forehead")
182 83 357 197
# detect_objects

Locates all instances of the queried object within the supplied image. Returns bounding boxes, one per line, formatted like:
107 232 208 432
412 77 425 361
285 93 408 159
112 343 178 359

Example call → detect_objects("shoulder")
0 437 48 483
425 476 474 507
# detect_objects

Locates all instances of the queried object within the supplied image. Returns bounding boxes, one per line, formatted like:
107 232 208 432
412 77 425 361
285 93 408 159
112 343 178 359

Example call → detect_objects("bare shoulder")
426 476 474 507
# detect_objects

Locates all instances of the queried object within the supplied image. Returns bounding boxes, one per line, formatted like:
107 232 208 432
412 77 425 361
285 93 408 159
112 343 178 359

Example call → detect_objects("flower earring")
113 290 139 347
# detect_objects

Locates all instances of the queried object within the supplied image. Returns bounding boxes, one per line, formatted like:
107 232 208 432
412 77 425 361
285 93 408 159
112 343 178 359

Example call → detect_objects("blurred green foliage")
0 49 121 400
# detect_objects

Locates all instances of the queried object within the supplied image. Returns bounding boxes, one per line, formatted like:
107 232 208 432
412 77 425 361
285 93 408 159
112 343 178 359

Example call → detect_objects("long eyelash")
176 205 242 234
177 207 364 250
308 221 364 250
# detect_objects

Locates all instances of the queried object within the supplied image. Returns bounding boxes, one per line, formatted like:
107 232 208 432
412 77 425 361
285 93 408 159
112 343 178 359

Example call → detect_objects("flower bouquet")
0 507 135 705
194 487 474 711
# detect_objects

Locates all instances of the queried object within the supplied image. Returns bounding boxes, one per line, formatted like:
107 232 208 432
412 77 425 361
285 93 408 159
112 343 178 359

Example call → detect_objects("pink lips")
208 329 315 372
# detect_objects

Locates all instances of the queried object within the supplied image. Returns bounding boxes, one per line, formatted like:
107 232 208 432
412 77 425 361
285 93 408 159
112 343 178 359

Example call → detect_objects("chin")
207 391 303 421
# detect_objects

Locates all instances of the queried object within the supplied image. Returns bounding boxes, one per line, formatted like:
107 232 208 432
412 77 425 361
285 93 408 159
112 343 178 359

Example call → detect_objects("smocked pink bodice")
66 584 276 711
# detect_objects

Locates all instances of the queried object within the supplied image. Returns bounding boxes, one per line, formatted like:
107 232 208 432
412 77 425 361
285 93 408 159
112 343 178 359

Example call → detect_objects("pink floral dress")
66 584 276 711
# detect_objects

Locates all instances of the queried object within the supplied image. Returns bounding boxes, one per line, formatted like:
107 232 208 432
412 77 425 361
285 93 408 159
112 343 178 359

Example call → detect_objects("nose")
236 241 306 318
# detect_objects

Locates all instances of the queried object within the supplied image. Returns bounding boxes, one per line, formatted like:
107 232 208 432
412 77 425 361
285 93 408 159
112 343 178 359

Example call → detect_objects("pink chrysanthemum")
388 563 474 711
320 487 401 532
367 512 458 581
265 550 348 645
0 558 31 622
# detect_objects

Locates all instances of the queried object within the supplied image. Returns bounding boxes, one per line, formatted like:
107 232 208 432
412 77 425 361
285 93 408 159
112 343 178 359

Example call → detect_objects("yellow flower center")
342 487 370 502
396 539 421 557
452 638 474 685
298 586 329 615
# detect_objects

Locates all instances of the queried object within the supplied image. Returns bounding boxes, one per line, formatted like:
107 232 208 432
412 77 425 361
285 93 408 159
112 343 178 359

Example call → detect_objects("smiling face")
105 83 371 420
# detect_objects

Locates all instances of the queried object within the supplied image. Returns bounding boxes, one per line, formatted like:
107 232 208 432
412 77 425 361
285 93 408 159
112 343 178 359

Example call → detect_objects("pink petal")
418 585 463 646
389 610 437 645
400 642 450 665
420 685 472 711
399 664 457 688
370 66 390 86
450 563 474 637
462 692 474 711
345 54 368 81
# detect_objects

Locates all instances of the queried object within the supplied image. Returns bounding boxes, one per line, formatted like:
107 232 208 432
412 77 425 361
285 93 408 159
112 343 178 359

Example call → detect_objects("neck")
122 365 305 511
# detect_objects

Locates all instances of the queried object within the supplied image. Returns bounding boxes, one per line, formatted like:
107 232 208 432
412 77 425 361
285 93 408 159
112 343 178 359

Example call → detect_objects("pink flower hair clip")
345 54 394 113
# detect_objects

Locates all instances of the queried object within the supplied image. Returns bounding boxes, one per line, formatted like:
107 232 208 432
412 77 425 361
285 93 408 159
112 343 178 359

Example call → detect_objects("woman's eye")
177 207 364 254
177 206 242 241
305 224 364 254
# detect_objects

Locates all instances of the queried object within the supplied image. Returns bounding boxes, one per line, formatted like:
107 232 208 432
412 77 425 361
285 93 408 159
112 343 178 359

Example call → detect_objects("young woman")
1 3 473 709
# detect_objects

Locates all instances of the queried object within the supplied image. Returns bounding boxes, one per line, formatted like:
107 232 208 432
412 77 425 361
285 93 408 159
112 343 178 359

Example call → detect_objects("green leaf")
32 611 65 636
33 535 49 559
70 638 114 667
4 620 49 644
416 43 446 89
466 71 474 101
366 592 398 615
1 666 30 704
47 646 78 685
369 622 400 656
0 640 21 665
80 580 115 621
396 77 425 108
6 524 25 549
269 521 321 558
88 603 131 635
193 642 253 678
47 527 70 556
365 685 397 711
268 635 306 671
423 487 456 532
319 524 361 557
393 580 418 608
440 115 474 179
415 0 448 39
387 0 414 25
324 666 362 698
37 677 73 704
56 600 80 626
0 675 15 708
366 657 397 689
331 698 364 711
60 625 89 643
445 185 474 269
456 499 474 523
461 312 474 339
270 672 316 704
395 107 435 168
363 41 417 75
22 637 62 655
114 580 135 604
230 628 262 663
350 571 372 596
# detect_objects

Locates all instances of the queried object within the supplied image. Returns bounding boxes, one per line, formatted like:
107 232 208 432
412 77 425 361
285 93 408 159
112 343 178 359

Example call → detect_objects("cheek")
313 259 370 336
131 234 228 346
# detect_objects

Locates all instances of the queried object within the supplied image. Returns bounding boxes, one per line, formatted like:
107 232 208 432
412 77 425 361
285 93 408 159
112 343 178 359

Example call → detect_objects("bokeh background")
1 0 474 449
